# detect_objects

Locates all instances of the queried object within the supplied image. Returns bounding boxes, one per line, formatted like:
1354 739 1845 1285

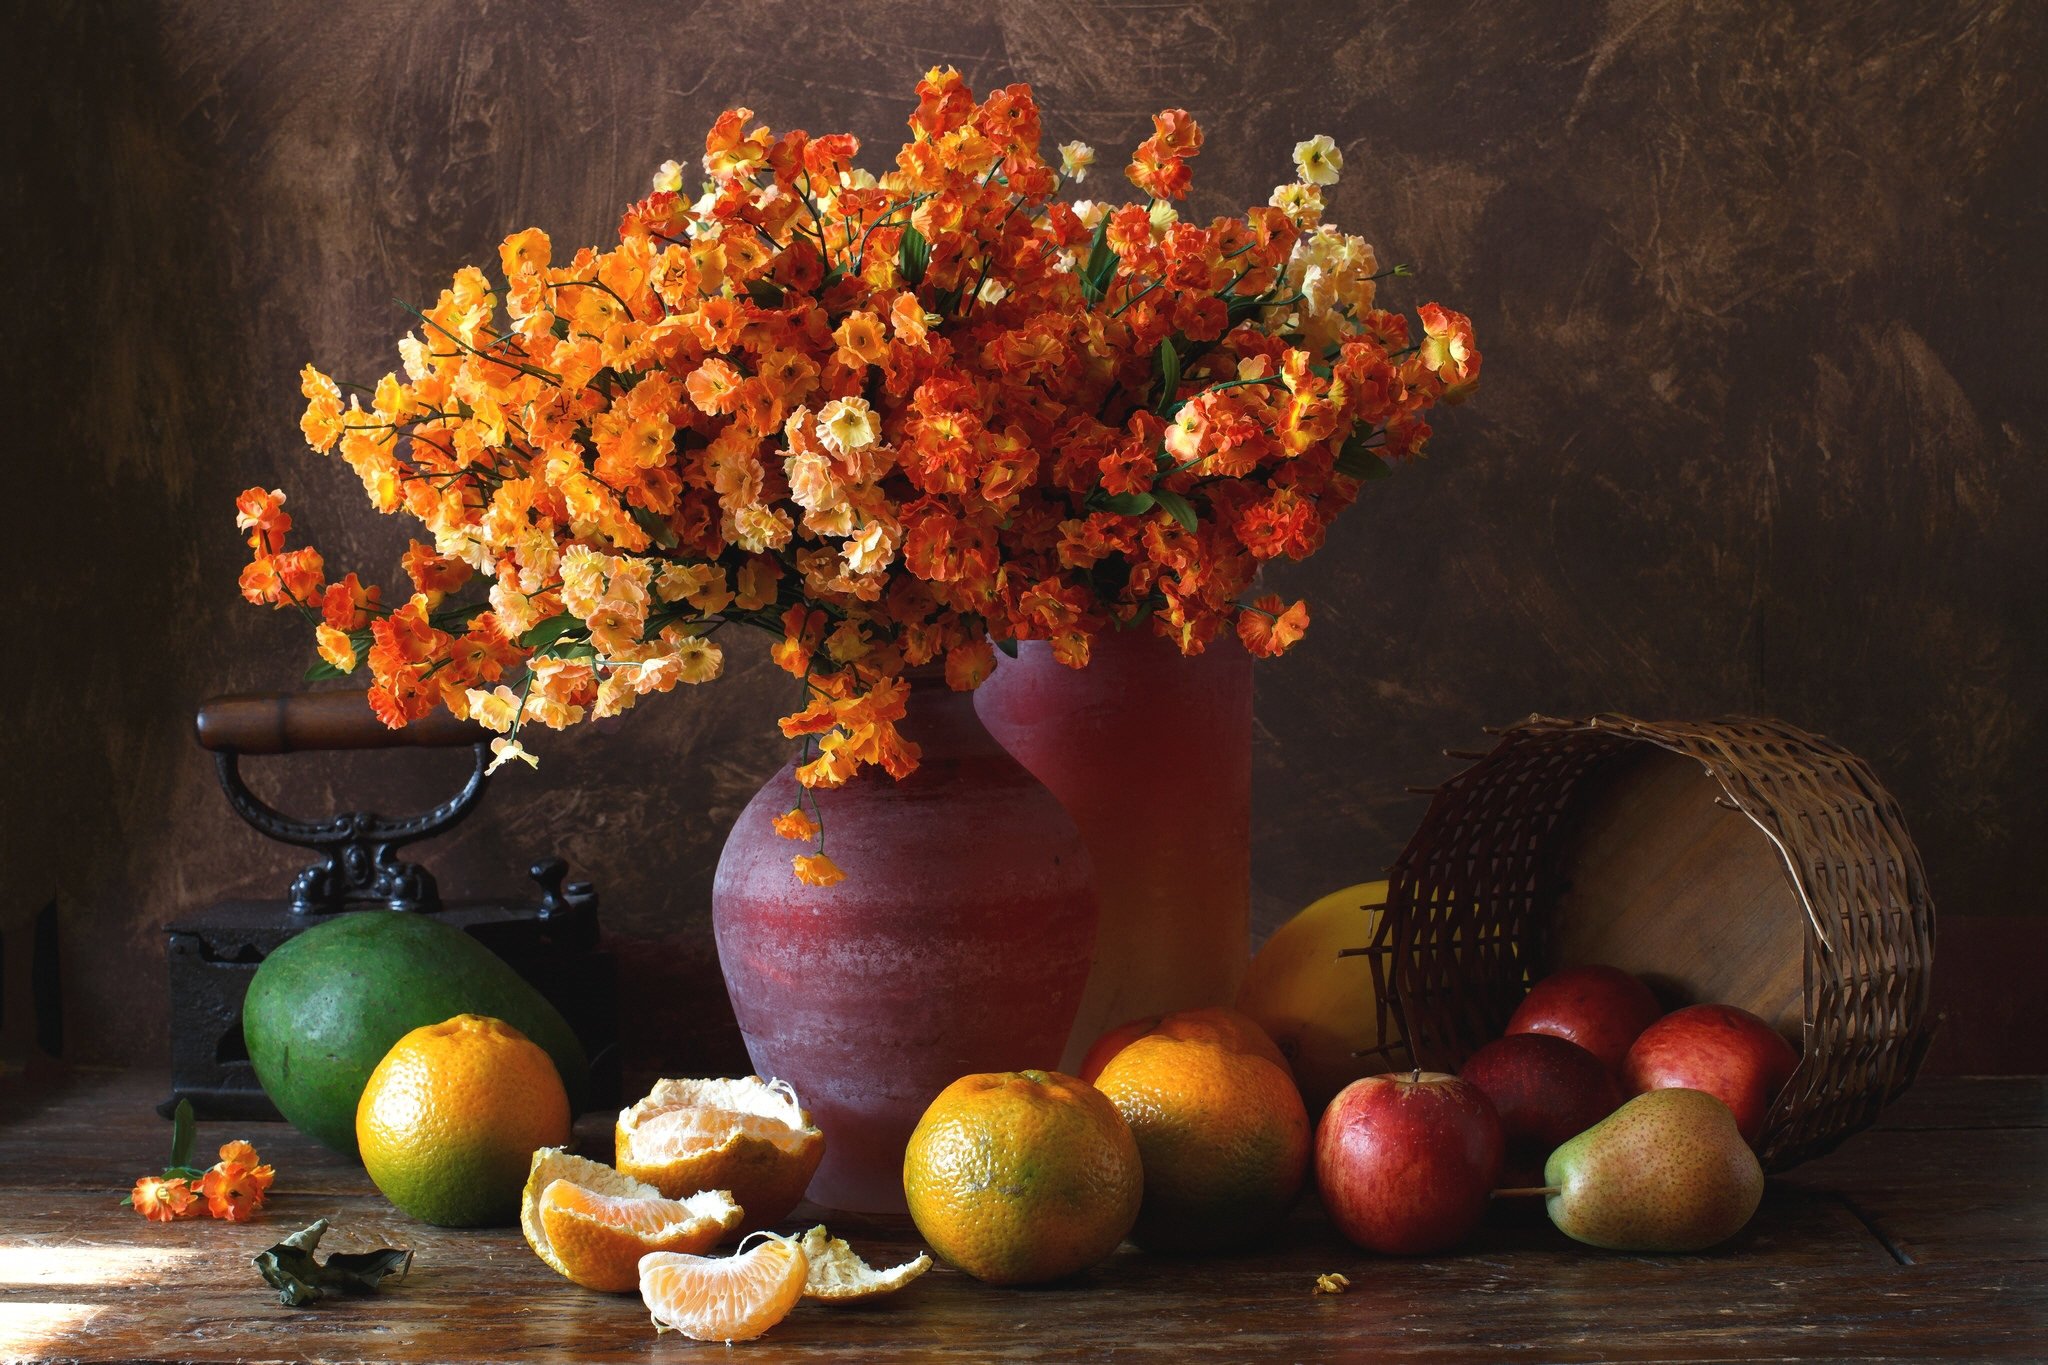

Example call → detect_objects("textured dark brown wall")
4 1 2042 1073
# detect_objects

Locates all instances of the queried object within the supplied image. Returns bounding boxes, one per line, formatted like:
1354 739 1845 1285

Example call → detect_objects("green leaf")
931 284 962 317
254 1219 412 1308
996 638 1019 659
1155 339 1181 415
1225 293 1265 327
629 505 679 549
898 224 931 286
1334 430 1394 482
1080 217 1117 306
302 658 347 682
1151 488 1198 532
517 613 578 649
540 641 598 661
743 277 786 308
1099 491 1157 516
169 1099 194 1171
428 601 487 632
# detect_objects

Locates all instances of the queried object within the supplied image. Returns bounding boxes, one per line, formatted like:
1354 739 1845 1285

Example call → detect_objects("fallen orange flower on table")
131 1176 198 1223
126 1104 276 1223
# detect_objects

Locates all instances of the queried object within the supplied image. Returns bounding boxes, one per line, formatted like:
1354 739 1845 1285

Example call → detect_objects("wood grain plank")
1 1071 2041 1362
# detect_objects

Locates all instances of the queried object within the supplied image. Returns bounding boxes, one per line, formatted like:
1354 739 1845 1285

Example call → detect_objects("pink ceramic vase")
975 629 1254 1069
712 672 1098 1213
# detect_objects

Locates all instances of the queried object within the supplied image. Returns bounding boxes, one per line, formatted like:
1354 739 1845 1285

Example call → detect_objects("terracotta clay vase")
975 629 1254 1070
712 672 1098 1214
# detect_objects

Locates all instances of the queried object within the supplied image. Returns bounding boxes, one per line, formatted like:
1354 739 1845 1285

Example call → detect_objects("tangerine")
1093 1032 1310 1251
902 1069 1141 1285
1077 1005 1293 1084
355 1014 571 1227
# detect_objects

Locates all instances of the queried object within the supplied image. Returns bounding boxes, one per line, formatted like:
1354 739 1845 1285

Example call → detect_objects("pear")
1543 1087 1764 1252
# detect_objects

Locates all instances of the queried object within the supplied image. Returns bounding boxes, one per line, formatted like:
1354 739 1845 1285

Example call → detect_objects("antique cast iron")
163 691 618 1119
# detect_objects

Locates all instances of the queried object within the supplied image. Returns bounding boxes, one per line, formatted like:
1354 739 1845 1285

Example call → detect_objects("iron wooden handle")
193 691 486 754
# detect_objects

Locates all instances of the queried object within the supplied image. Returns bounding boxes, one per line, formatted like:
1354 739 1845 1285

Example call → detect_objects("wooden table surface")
0 1069 2040 1363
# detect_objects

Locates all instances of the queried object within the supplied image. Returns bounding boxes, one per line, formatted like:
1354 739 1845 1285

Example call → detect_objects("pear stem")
1492 1186 1561 1198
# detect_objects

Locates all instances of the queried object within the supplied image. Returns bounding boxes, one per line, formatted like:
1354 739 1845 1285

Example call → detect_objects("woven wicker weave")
1380 714 1937 1173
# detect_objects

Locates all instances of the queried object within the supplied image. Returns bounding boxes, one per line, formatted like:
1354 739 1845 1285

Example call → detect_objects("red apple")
1460 1033 1621 1186
1315 1071 1504 1254
1505 964 1663 1075
1622 1003 1800 1148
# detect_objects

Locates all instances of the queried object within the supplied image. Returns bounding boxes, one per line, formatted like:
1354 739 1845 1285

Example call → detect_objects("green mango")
243 912 589 1158
1545 1088 1764 1252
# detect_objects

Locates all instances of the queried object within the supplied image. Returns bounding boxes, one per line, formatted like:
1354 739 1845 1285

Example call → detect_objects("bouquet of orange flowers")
239 69 1480 883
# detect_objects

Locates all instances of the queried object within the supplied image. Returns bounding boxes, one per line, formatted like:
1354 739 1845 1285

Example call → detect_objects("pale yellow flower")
467 685 521 733
674 636 725 683
816 397 879 455
487 736 539 774
1292 134 1342 186
1058 141 1095 182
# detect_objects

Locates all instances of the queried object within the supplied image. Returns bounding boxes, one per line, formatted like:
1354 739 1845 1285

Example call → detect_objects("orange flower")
944 641 996 691
234 487 292 553
1125 137 1191 202
771 605 828 677
1149 108 1204 159
773 807 820 841
214 1143 275 1196
315 624 358 674
132 1176 198 1222
1236 595 1310 658
256 72 1481 806
320 573 381 630
298 368 346 453
402 540 473 603
1417 302 1482 403
200 1163 266 1222
792 852 847 887
685 358 745 415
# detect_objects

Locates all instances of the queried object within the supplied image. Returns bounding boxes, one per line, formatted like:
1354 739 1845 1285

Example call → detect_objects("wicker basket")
1372 714 1937 1173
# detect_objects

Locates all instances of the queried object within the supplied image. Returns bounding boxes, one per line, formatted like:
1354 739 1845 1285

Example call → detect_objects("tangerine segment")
615 1077 824 1232
639 1233 809 1342
798 1225 932 1301
538 1181 743 1293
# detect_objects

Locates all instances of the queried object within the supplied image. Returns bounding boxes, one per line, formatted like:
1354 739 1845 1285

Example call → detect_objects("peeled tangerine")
615 1077 825 1233
519 1148 741 1293
1544 1088 1765 1252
